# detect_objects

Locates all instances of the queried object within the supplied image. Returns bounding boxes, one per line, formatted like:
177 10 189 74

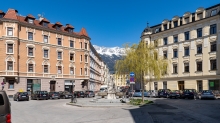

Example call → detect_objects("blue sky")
0 0 219 47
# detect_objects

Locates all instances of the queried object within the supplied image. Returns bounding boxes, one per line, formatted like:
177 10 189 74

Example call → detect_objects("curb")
66 103 133 108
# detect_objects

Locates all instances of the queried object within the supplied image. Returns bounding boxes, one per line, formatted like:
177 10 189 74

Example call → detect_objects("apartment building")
141 4 220 91
0 9 91 96
89 44 103 91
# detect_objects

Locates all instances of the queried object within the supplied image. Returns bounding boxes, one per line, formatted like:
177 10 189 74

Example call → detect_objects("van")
0 90 11 123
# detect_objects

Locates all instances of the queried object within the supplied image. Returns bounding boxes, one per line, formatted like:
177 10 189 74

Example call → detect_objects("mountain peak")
93 45 125 56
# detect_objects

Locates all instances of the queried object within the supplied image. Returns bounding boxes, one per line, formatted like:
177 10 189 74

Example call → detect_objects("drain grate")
154 104 178 109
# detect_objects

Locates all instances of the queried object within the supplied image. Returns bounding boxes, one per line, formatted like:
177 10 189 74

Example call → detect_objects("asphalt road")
10 97 220 123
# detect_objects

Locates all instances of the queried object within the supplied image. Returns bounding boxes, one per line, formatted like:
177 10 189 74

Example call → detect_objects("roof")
54 22 62 26
65 24 74 29
0 10 5 14
3 9 17 20
40 18 50 23
27 14 35 19
79 28 88 36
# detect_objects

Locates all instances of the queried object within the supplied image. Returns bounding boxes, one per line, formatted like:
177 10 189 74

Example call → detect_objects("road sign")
130 72 135 77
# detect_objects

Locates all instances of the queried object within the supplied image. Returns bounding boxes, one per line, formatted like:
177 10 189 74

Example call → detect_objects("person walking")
1 82 4 90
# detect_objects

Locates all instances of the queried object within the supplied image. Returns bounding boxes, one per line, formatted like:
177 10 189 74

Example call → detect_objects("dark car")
169 90 183 99
198 90 217 100
13 92 29 101
182 89 197 99
74 91 85 98
31 91 48 100
48 92 60 99
158 89 171 98
84 91 95 98
59 91 72 99
0 90 11 123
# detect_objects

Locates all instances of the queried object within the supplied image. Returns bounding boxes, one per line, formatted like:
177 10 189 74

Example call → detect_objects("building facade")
0 9 91 96
89 44 103 91
141 4 220 91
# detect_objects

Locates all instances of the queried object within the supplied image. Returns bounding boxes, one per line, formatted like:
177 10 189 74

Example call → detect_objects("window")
155 28 159 33
197 13 203 20
7 61 13 70
197 28 202 38
44 65 48 73
163 24 167 30
80 68 82 75
28 18 34 24
85 68 87 75
85 55 88 62
70 53 74 61
70 67 74 75
58 52 62 59
184 63 189 72
185 17 189 24
43 22 48 27
28 47 33 56
154 40 158 47
184 31 190 40
7 44 13 53
44 35 48 43
7 27 13 36
173 64 178 74
163 82 167 89
210 42 216 52
163 37 167 45
28 32 33 40
85 43 87 49
210 24 217 35
58 66 62 74
44 49 48 58
184 47 189 56
173 35 178 43
80 55 82 62
8 80 14 89
56 26 61 30
68 28 73 33
173 49 178 58
70 40 74 47
197 61 202 71
197 45 202 54
57 38 62 45
210 60 217 70
0 14 3 18
28 64 33 72
80 42 82 49
163 51 167 59
211 9 217 16
173 21 178 27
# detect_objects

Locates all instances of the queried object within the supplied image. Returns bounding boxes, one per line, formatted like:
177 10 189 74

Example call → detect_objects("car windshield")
21 92 28 95
0 94 4 105
184 90 193 92
202 90 212 94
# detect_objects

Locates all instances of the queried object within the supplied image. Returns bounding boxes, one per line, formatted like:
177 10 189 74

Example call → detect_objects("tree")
115 40 168 102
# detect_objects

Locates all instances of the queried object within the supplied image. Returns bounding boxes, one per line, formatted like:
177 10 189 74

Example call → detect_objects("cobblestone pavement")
10 97 220 123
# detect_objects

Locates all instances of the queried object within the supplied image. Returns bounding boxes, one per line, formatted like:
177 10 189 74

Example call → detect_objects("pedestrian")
1 82 4 90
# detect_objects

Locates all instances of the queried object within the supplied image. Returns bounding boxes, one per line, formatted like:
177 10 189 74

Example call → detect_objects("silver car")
198 90 217 100
148 90 158 97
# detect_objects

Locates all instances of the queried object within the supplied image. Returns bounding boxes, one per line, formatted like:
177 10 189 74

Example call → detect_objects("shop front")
64 80 75 93
27 79 41 95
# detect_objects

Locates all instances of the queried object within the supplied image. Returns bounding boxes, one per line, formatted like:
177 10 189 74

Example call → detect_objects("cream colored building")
141 4 220 91
114 74 128 89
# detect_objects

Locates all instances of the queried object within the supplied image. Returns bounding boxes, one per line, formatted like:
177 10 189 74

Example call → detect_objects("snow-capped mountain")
93 45 125 72
93 45 125 56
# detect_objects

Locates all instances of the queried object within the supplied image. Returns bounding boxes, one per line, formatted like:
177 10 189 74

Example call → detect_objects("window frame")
28 18 34 24
70 67 74 75
184 63 189 73
173 64 178 74
197 44 202 54
173 21 178 28
43 49 49 58
210 24 217 35
163 24 167 30
43 65 49 73
43 35 48 43
173 35 178 43
173 49 178 58
7 43 13 54
28 32 33 40
197 61 202 71
197 28 202 38
163 37 168 45
211 9 217 16
184 31 190 40
28 47 34 56
210 59 217 70
70 40 74 48
7 61 13 71
163 51 167 59
57 38 62 46
70 53 74 61
85 55 88 62
85 43 88 50
28 64 34 72
184 47 190 56
7 27 13 36
57 51 62 60
8 80 14 89
210 42 216 52
58 66 62 74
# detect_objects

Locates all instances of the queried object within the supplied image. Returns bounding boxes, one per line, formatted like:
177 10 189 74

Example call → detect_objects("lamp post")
70 80 75 103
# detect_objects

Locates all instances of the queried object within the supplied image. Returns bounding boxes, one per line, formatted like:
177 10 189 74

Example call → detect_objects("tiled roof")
65 24 74 29
27 14 35 19
0 10 5 14
3 9 17 20
40 18 50 23
79 28 88 36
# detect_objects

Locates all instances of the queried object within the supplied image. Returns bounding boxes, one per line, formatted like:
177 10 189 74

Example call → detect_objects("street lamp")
70 80 75 103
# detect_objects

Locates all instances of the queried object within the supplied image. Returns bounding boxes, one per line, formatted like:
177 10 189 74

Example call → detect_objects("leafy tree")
115 40 168 102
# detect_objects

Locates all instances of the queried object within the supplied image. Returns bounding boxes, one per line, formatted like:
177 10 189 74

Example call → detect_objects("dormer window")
185 17 189 24
28 18 34 24
164 24 167 30
0 14 3 18
173 21 178 27
68 28 73 32
56 26 61 30
211 9 217 16
155 28 159 33
65 24 74 33
43 22 48 27
197 13 203 20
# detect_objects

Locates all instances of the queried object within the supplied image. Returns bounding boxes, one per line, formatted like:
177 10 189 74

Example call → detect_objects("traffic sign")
130 72 135 77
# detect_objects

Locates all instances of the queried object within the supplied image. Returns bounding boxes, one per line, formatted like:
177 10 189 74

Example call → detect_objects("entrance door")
178 81 184 90
50 81 56 92
197 80 203 92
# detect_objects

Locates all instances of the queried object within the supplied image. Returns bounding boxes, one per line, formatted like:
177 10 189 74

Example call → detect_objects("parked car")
133 90 148 97
182 89 197 99
59 91 72 99
198 90 217 100
169 90 183 99
74 91 85 98
0 90 11 123
31 91 48 100
158 89 171 98
84 90 95 98
213 90 220 99
48 92 60 99
13 92 29 101
148 90 158 97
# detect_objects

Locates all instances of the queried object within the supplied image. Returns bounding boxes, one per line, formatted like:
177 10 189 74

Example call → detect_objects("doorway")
178 81 184 90
197 80 203 92
50 81 56 92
